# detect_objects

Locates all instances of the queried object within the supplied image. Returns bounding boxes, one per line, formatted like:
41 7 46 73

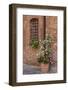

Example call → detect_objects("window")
30 18 38 41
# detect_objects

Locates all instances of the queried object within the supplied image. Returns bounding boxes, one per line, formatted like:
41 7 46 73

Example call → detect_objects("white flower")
40 51 44 56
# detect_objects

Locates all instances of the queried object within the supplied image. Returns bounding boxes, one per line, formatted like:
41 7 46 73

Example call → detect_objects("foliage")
30 39 39 49
37 34 52 64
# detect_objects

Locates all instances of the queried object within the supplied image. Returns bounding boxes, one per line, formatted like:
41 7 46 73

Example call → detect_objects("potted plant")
37 34 52 73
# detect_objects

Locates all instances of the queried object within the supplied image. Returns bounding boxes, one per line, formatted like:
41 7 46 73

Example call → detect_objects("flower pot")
40 63 49 73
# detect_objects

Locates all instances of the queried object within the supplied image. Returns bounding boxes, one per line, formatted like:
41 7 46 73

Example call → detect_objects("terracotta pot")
40 63 49 73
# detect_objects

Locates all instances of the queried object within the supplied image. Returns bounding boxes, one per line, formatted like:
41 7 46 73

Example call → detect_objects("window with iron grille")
30 18 38 41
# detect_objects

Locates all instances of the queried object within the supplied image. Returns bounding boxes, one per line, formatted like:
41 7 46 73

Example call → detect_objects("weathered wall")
23 15 57 65
23 15 44 65
46 16 57 62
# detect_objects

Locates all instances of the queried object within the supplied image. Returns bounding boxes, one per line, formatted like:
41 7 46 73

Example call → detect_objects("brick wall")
23 15 57 65
46 16 57 62
23 15 44 65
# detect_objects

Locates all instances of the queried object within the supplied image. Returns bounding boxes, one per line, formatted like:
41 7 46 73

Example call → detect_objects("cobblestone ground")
23 63 57 74
23 64 41 74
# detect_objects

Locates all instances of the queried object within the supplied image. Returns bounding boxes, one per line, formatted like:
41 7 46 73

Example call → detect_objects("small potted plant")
37 34 52 73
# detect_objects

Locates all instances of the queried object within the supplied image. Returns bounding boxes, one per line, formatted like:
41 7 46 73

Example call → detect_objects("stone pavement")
23 64 41 74
23 63 57 75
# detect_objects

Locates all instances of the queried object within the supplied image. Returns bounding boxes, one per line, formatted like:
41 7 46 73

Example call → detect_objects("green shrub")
30 39 39 49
